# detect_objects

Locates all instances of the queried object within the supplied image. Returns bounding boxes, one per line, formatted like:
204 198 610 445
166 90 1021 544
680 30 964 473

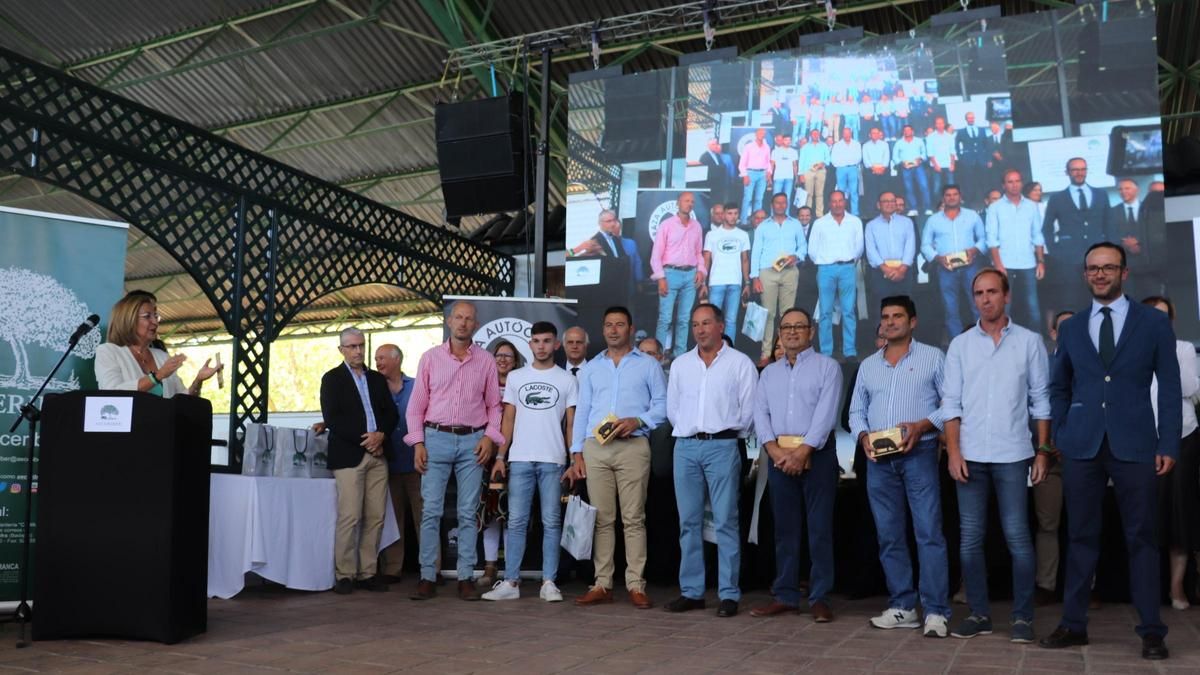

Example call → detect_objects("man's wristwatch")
1036 444 1054 456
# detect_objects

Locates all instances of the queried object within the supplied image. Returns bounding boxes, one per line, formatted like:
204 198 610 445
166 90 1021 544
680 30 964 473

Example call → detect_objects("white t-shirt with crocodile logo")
704 226 751 287
502 365 578 464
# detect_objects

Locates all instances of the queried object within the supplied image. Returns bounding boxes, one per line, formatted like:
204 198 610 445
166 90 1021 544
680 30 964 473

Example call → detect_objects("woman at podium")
94 290 222 396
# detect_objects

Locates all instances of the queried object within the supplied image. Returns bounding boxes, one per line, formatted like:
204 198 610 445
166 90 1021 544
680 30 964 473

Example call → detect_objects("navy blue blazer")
1041 185 1113 262
1049 298 1182 462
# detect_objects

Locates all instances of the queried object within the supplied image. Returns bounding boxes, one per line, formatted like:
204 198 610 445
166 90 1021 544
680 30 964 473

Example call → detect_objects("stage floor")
1 581 1195 673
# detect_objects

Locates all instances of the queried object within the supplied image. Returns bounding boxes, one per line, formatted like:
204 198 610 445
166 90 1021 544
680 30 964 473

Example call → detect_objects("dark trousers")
1061 438 1165 638
766 439 838 607
867 266 913 324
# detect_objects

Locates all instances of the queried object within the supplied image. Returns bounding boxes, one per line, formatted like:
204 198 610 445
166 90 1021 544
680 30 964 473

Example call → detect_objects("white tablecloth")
208 474 400 599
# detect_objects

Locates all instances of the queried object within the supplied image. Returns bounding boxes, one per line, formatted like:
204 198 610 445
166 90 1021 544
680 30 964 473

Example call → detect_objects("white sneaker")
870 607 921 629
924 613 949 638
540 580 564 602
481 580 519 601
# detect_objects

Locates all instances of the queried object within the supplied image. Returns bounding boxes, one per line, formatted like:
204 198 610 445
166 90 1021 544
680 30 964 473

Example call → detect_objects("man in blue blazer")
1040 242 1181 660
1042 158 1113 295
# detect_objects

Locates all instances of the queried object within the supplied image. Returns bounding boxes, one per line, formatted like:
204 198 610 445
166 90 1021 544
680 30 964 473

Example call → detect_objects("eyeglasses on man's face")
1084 264 1123 276
779 323 811 332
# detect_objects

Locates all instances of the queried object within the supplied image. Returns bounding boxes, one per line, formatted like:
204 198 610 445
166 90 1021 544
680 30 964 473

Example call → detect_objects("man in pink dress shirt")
650 191 707 358
406 300 505 602
740 128 772 221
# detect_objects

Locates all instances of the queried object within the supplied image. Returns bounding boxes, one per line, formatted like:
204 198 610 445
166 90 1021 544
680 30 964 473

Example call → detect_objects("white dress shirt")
667 344 758 437
830 139 863 167
807 212 865 265
1088 295 1129 352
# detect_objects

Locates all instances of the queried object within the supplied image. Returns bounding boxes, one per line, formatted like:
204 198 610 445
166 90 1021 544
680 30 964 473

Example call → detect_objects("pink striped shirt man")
403 341 504 447
650 215 707 280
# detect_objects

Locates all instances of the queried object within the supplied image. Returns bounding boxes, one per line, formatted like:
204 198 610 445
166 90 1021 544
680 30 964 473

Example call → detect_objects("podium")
33 391 212 643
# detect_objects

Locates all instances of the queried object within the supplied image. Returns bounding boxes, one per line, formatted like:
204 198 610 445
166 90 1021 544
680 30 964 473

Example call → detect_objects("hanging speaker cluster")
434 95 533 219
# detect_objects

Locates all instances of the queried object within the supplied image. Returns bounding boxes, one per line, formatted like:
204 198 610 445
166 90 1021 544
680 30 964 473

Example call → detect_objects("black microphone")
69 314 100 346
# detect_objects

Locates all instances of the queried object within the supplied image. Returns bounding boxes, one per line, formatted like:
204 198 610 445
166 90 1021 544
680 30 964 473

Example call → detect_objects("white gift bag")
273 427 313 478
308 431 332 479
241 422 276 476
742 301 768 342
560 494 597 561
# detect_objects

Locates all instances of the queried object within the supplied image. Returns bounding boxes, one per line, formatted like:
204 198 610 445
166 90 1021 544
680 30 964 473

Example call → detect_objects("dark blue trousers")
766 438 838 606
1061 438 1165 638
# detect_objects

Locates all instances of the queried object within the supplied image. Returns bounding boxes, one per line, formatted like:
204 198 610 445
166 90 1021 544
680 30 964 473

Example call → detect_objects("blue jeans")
816 262 858 358
707 284 741 341
674 438 742 601
936 261 981 339
1005 267 1041 334
929 167 954 200
504 461 562 582
657 266 697 357
866 439 950 617
768 441 838 606
844 114 860 139
957 459 1036 622
741 169 768 223
418 428 484 581
882 115 898 139
835 166 860 215
900 165 930 213
774 177 794 211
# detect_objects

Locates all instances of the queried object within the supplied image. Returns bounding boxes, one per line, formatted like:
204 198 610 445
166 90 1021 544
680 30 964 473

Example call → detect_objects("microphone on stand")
68 314 100 346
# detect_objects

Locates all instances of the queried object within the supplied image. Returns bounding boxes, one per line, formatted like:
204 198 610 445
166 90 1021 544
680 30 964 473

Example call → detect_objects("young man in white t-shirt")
482 321 578 602
702 204 751 341
770 134 799 215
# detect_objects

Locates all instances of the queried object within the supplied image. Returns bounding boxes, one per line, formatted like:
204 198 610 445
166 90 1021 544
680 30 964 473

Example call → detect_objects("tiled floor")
1 581 1197 673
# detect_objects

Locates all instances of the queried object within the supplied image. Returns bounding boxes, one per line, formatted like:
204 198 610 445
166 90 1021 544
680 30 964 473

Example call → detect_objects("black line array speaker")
435 95 532 218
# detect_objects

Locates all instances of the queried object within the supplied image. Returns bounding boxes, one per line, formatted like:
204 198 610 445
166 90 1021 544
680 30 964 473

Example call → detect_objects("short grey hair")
339 327 364 346
565 325 589 345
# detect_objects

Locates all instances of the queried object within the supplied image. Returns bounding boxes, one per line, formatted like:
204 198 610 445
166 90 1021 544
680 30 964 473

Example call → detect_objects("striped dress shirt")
849 339 946 442
404 341 504 446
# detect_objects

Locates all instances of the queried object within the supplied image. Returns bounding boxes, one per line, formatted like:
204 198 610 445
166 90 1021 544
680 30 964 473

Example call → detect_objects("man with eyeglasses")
406 300 505 601
1040 242 1181 661
1041 158 1112 296
751 307 842 623
320 327 400 594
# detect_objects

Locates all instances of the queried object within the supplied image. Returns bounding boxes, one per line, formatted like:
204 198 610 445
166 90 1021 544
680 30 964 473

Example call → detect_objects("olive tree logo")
0 266 99 391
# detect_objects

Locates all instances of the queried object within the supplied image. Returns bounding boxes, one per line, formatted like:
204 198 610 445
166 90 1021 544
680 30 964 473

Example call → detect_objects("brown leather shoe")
629 589 653 609
750 601 800 617
811 601 834 623
458 580 479 601
574 586 614 606
410 579 436 601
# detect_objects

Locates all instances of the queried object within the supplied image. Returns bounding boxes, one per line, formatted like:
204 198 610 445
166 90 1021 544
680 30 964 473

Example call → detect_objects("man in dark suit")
699 137 738 207
1042 158 1113 280
954 112 989 206
985 120 1014 188
570 210 644 292
1110 178 1164 298
320 326 400 594
1040 242 1180 660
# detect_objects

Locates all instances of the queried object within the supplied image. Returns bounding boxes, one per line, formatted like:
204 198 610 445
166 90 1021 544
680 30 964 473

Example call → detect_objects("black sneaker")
663 596 706 613
1038 626 1088 649
333 577 353 595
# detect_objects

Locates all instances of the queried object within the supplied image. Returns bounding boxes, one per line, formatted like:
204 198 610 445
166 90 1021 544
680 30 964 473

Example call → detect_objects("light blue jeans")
674 437 742 601
741 169 768 222
707 284 741 340
816 262 858 357
418 428 484 582
657 266 697 357
835 165 860 215
504 461 563 582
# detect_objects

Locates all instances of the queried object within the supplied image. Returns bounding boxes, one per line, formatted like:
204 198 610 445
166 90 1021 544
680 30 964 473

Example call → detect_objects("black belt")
665 264 695 271
425 423 484 435
825 259 857 265
687 429 739 440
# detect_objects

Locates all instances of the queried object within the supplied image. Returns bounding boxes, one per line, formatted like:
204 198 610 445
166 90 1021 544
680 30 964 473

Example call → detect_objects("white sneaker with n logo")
870 607 921 629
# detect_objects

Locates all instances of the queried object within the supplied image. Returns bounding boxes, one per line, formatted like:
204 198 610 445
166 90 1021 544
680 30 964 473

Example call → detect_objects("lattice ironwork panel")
0 48 514 468
567 130 622 212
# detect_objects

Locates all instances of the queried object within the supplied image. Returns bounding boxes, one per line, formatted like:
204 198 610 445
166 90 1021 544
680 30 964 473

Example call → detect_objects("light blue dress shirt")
346 363 378 433
749 216 807 278
570 348 667 454
849 339 946 442
864 214 916 267
798 141 831 171
985 195 1045 270
920 208 987 261
753 348 843 449
891 138 926 167
1088 295 1129 352
941 320 1051 463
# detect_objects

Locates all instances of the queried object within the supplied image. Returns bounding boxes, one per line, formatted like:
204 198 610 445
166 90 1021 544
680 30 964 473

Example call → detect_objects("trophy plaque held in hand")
868 427 905 458
945 251 969 270
594 413 620 445
772 254 792 272
776 434 806 449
